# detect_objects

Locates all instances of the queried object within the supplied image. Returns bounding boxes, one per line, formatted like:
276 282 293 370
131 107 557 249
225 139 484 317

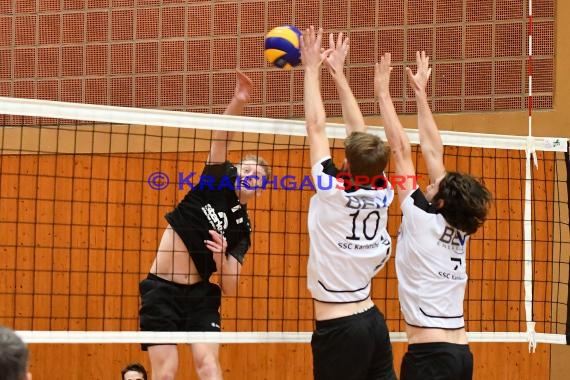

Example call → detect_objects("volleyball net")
0 96 568 347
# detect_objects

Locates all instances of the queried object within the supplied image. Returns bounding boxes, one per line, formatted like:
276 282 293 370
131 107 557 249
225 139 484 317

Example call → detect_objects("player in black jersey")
138 71 271 380
375 51 492 380
301 26 397 380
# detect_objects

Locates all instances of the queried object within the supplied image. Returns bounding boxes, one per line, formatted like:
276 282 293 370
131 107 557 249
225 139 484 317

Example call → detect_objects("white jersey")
396 189 469 329
307 157 394 303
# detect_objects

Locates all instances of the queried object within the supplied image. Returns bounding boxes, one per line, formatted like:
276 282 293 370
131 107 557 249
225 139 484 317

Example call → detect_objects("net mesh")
0 99 567 344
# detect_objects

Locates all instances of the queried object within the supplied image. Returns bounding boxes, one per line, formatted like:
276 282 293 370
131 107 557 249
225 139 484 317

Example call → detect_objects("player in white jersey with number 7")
375 51 492 380
301 26 397 380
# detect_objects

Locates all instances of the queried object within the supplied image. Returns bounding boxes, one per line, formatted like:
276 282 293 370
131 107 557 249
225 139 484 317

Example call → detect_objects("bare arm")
301 26 334 166
323 32 367 134
207 71 253 164
205 230 241 296
374 53 416 200
406 51 445 182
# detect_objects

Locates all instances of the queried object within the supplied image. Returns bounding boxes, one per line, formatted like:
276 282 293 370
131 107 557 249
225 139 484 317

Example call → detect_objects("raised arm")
406 51 445 182
374 53 416 199
207 71 253 164
301 26 334 166
323 32 367 134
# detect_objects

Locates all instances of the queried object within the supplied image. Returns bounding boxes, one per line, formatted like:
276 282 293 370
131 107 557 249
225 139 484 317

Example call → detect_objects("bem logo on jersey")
344 195 388 209
437 226 467 253
202 204 228 232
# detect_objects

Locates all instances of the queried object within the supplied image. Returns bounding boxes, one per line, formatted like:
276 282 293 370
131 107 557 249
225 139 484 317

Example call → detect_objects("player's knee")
195 354 221 379
149 353 177 380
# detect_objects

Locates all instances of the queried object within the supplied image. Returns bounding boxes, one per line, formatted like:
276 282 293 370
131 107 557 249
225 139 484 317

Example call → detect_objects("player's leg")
191 343 222 380
148 344 179 380
366 308 397 380
400 343 443 380
400 350 422 380
186 282 223 380
459 345 474 380
400 342 471 380
311 310 377 380
139 273 184 380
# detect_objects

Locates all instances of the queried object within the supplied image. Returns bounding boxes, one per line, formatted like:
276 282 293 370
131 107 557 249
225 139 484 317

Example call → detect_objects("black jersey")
165 161 252 281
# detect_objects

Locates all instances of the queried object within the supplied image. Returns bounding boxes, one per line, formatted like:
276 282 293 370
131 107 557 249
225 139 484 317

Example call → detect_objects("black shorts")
311 306 397 380
400 342 473 380
139 273 222 350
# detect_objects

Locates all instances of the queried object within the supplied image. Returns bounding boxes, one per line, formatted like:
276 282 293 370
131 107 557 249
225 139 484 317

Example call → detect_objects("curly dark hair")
432 172 492 235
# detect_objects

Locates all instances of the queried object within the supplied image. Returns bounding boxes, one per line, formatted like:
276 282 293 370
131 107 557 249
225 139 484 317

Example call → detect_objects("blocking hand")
300 26 334 70
374 53 393 97
406 51 432 94
323 32 349 76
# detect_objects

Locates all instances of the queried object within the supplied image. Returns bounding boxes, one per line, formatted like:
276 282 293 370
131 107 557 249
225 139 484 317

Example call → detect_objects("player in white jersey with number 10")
375 51 492 380
301 26 397 380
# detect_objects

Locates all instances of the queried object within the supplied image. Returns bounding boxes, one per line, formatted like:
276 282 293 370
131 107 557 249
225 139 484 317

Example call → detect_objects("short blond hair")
344 132 390 177
240 154 272 178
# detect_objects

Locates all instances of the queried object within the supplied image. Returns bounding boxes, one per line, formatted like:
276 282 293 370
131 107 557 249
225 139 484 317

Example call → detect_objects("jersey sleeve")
310 157 345 198
227 235 250 264
400 188 439 230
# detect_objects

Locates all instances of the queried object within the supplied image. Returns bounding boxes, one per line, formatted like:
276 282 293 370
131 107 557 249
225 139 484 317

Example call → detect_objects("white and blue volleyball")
264 25 302 69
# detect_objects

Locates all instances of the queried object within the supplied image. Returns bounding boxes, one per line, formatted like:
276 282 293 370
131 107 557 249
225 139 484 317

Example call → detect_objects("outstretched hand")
406 51 431 94
300 26 334 70
234 71 253 103
323 32 349 75
374 53 393 97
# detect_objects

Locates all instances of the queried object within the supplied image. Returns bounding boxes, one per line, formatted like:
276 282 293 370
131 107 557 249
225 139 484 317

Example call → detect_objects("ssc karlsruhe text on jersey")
307 157 394 303
396 189 469 329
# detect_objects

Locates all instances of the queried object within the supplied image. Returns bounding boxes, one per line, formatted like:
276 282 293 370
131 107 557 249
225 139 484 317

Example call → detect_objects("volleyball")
264 25 302 69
